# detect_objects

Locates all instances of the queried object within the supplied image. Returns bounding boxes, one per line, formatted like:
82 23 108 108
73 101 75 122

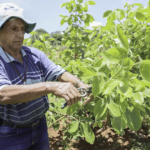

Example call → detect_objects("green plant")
28 0 150 146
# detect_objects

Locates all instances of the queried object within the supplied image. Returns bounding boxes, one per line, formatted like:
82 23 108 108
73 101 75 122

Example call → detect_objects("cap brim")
0 16 36 33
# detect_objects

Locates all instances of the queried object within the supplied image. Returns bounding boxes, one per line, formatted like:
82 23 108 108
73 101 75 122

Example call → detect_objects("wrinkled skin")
52 82 81 106
53 74 94 106
0 18 25 63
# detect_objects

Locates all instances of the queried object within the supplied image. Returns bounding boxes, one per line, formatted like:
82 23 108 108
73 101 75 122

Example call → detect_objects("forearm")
0 82 54 105
58 72 84 87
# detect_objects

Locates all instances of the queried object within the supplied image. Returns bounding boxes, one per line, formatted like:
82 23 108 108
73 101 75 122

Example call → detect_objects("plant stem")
75 11 78 60
117 19 134 36
49 110 79 121
49 116 65 127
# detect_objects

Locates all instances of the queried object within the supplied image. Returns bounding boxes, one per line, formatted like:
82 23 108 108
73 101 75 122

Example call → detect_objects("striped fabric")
0 46 65 124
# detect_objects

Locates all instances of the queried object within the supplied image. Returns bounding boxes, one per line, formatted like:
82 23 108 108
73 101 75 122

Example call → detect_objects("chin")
12 45 23 50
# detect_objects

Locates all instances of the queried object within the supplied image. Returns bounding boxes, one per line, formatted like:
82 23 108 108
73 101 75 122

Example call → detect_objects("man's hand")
57 72 94 106
51 82 81 106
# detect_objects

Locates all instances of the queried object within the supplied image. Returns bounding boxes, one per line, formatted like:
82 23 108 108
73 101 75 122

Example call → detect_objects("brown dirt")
47 122 150 150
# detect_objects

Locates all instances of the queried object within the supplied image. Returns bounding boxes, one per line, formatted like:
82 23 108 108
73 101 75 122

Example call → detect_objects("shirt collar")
0 46 26 63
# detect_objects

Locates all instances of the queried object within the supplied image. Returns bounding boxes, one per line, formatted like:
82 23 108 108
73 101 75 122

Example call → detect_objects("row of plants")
24 0 150 146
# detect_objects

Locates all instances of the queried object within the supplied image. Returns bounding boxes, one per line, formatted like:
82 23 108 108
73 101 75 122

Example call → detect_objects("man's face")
0 18 25 50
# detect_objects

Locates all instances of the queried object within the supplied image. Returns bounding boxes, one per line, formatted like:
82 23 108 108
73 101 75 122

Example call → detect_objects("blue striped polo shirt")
0 46 65 124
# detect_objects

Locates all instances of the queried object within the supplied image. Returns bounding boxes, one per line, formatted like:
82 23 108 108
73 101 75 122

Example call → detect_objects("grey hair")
7 17 17 22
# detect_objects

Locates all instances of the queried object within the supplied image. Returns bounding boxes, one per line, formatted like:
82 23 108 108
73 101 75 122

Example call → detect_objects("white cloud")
121 0 135 4
90 21 102 27
24 33 31 39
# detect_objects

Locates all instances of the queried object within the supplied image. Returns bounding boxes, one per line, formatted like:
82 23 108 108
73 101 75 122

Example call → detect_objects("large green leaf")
106 47 127 60
65 26 72 33
80 123 95 144
68 121 79 133
118 82 133 98
61 18 65 25
121 57 134 71
99 64 111 77
142 88 150 97
112 116 126 135
44 41 50 49
88 31 97 40
68 17 73 25
111 67 123 79
39 35 45 42
107 12 116 23
67 103 80 115
125 107 142 131
134 79 145 92
66 3 73 13
136 12 145 22
52 123 60 130
117 9 125 20
132 92 144 105
84 103 94 112
72 65 77 74
86 1 95 5
77 0 83 3
78 66 98 76
116 26 129 51
63 16 69 21
101 51 117 62
108 102 121 117
94 99 107 120
103 79 119 94
120 102 126 113
60 3 66 7
88 14 94 23
80 116 93 123
82 3 88 12
124 71 137 80
140 60 150 82
94 58 104 67
103 10 112 18
82 14 87 21
92 75 104 97
133 3 143 6
24 38 32 45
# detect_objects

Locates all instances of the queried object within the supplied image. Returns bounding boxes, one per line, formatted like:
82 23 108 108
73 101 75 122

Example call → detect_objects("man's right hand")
51 82 81 106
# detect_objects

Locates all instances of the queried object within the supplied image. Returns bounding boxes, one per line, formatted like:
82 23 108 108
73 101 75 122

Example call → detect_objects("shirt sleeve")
40 52 66 81
0 61 12 90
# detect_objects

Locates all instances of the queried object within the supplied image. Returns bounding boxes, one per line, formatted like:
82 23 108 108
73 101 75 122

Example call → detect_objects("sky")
1 0 149 38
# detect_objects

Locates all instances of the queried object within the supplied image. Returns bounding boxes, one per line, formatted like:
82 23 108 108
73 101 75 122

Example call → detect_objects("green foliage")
28 0 150 146
103 10 112 18
80 122 95 144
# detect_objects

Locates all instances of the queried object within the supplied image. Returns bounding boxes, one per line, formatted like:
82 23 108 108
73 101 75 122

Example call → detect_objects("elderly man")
0 3 91 150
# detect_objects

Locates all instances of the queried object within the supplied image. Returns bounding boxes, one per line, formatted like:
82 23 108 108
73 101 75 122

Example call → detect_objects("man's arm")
58 72 85 88
0 72 82 106
0 82 55 105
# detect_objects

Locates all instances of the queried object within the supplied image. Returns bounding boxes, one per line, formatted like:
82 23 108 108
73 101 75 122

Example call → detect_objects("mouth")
14 41 23 44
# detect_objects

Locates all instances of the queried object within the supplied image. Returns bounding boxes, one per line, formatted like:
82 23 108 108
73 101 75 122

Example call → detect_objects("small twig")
49 110 78 121
105 113 110 130
81 94 94 106
117 19 134 36
49 116 65 127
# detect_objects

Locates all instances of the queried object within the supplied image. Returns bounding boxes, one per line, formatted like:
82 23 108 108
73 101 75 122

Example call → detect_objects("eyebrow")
9 24 26 28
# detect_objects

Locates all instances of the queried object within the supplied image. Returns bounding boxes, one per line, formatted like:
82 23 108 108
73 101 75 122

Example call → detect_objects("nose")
16 29 24 37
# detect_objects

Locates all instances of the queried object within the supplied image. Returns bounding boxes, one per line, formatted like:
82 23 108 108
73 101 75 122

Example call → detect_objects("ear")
0 28 2 35
0 29 2 42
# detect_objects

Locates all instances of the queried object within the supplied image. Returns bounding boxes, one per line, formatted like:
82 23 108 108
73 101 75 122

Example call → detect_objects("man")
0 3 92 150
